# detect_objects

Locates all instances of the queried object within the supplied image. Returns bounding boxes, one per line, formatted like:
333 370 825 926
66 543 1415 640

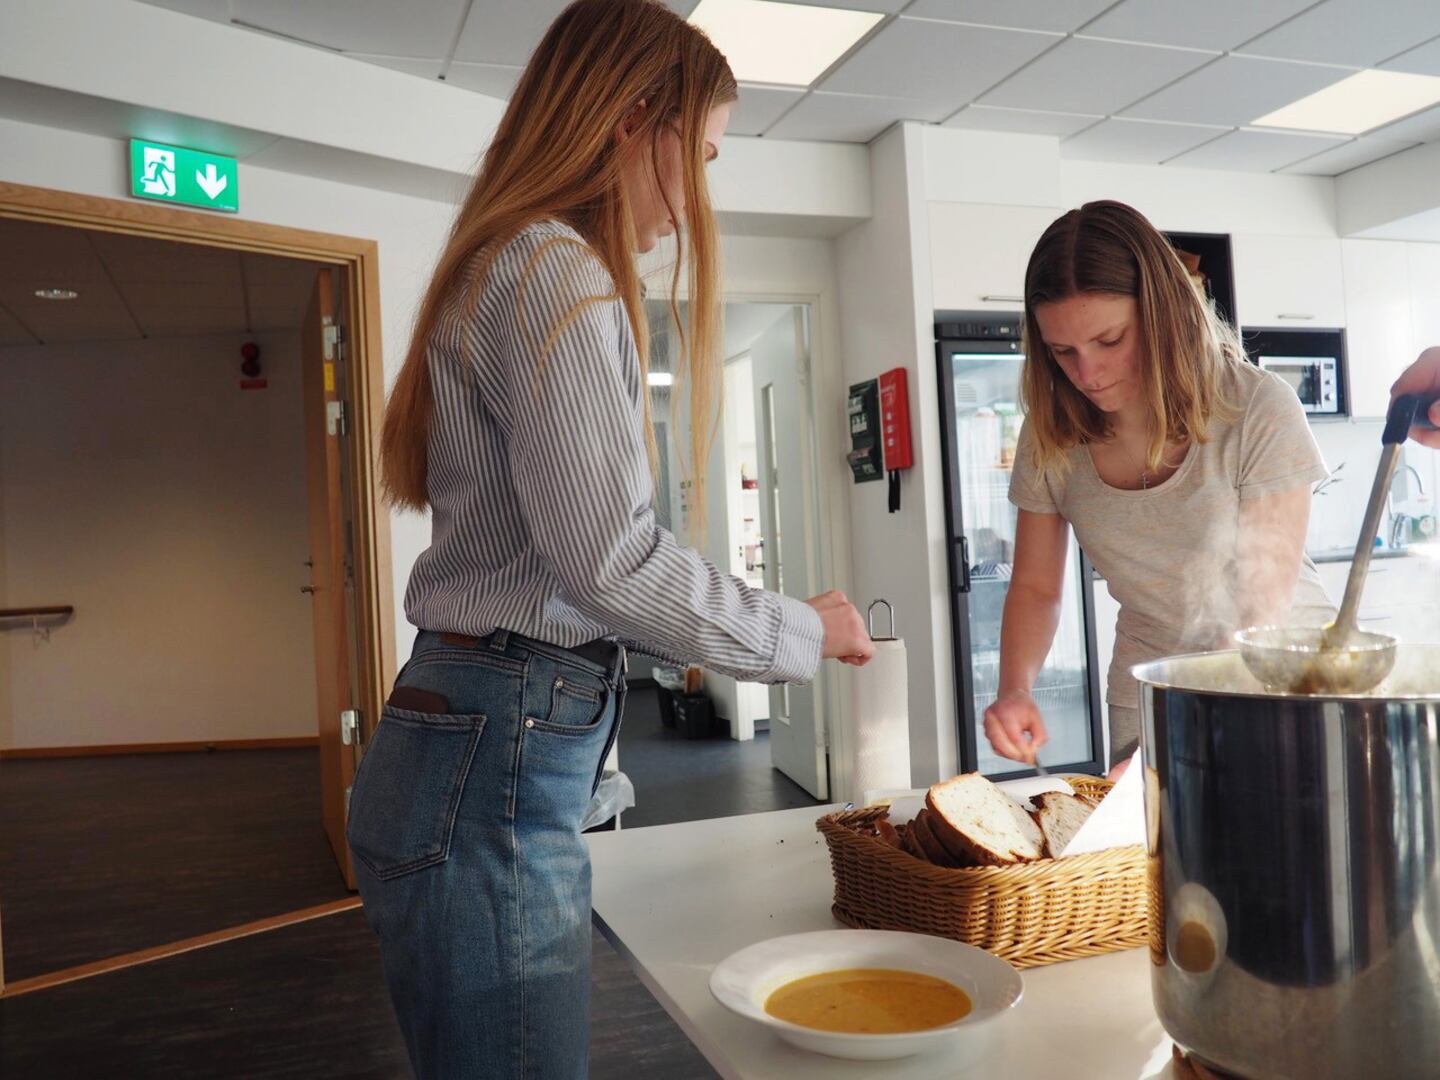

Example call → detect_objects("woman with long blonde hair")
984 200 1334 774
347 2 873 1075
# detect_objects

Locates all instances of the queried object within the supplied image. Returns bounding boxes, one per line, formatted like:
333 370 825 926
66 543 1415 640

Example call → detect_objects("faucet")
1387 463 1428 549
1400 463 1426 498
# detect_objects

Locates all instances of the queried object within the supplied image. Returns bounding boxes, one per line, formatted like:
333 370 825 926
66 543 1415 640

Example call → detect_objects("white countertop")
589 805 1183 1080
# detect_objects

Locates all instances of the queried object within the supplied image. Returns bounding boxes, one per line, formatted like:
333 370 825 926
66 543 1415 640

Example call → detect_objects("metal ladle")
1237 390 1440 695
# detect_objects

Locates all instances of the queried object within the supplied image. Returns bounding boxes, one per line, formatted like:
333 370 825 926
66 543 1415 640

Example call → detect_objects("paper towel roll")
852 637 911 803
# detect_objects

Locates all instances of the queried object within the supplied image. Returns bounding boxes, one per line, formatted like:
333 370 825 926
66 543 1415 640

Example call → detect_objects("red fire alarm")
240 341 262 378
239 341 267 390
878 367 913 513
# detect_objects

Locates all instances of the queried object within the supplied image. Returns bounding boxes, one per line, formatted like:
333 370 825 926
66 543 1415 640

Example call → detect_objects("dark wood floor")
0 748 348 982
1 686 819 1077
0 911 712 1080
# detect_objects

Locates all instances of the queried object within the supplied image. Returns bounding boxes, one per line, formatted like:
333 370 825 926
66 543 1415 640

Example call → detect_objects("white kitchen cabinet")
1410 242 1440 358
1232 234 1347 329
929 202 1059 312
1342 239 1414 419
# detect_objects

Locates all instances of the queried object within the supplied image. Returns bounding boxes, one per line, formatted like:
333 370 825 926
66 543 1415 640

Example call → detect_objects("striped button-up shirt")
404 220 823 684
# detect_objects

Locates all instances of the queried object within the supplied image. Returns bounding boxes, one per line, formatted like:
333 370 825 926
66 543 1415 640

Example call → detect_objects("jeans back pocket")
346 706 485 880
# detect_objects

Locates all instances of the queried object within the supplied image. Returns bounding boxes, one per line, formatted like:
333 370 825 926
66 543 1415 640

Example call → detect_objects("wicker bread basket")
816 776 1147 969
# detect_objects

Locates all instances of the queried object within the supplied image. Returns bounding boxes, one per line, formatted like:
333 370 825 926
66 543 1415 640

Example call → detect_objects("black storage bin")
672 692 715 739
657 686 678 728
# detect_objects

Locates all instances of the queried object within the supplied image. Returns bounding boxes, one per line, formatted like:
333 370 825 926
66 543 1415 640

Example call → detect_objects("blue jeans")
348 629 626 1079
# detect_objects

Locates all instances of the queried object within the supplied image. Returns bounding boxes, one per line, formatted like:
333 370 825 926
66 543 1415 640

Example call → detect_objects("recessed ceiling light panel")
689 0 884 87
1253 69 1440 136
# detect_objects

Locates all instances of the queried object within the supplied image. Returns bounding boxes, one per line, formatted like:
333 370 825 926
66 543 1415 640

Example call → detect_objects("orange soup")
763 968 972 1034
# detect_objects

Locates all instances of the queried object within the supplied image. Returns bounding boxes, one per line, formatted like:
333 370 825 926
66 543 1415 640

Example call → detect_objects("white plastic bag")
582 769 635 830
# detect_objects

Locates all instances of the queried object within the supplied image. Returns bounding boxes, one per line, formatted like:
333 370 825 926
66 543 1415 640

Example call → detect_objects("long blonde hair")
381 0 736 530
1019 200 1244 476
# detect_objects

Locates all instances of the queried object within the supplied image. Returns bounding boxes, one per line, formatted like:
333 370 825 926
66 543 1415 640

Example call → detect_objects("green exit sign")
129 139 238 213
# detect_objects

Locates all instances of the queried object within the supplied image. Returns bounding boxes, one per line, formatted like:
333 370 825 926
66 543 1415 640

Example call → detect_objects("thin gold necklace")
1119 441 1151 489
1114 437 1173 490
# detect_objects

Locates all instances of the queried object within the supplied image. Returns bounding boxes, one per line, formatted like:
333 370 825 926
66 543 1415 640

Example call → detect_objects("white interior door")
756 309 828 799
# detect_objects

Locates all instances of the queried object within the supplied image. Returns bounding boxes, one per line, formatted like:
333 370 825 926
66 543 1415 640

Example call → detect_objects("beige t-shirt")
1009 361 1334 710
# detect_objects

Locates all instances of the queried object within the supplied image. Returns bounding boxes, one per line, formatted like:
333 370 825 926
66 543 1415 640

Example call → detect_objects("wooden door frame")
0 181 397 990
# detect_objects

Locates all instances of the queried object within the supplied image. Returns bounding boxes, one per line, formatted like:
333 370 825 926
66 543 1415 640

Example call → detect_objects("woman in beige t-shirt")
984 200 1335 773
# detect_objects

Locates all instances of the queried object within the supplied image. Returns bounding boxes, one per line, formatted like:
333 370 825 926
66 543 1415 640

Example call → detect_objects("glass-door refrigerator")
935 315 1105 779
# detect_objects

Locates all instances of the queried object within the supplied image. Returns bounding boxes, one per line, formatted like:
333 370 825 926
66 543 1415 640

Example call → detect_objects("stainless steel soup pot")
1134 645 1440 1079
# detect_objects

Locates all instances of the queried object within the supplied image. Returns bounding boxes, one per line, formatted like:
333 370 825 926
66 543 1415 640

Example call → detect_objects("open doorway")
615 298 830 825
0 183 393 994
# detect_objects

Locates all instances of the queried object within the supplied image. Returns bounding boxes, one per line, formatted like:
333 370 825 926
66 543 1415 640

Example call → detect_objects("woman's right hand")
805 591 876 667
984 689 1048 763
1392 345 1440 449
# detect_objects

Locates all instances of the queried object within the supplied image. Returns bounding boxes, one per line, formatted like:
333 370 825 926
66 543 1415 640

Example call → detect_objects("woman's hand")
805 590 876 667
1392 346 1440 449
983 689 1048 763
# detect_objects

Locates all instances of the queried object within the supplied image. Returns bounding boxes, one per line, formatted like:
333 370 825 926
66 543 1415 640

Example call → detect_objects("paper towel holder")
867 599 897 641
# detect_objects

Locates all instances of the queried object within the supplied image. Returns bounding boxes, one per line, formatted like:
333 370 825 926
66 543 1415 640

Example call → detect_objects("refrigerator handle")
957 535 971 593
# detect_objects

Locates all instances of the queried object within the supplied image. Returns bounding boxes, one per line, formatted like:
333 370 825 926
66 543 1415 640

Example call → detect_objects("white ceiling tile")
122 282 248 312
1082 0 1316 52
1380 35 1440 77
980 37 1215 116
1279 135 1419 175
768 92 953 143
820 17 1059 107
243 252 323 294
1236 0 1440 68
346 54 445 81
230 0 469 58
0 303 40 347
444 62 525 99
89 231 243 287
0 220 325 344
0 282 140 345
1060 117 1228 164
138 307 252 336
944 104 1101 137
247 309 309 332
730 84 807 136
1163 128 1348 171
0 219 110 286
905 0 1114 33
137 0 231 22
1369 103 1440 142
1121 54 1352 127
255 292 317 326
454 1 571 65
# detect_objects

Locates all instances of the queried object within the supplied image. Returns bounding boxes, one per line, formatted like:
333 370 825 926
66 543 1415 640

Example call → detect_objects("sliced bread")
1033 790 1095 857
874 816 902 850
926 773 1046 865
898 821 926 862
910 808 965 868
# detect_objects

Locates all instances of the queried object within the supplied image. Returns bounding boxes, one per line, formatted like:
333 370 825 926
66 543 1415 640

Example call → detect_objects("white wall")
836 123 955 787
0 332 315 748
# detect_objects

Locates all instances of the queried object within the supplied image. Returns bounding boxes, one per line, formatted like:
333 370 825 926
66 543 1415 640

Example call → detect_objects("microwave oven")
1256 355 1341 415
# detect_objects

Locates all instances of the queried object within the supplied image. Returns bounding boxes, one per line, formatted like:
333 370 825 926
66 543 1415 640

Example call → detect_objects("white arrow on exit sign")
195 163 229 200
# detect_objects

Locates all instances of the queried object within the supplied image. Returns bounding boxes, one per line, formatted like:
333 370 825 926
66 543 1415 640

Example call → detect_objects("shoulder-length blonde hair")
1019 200 1244 476
381 0 737 520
